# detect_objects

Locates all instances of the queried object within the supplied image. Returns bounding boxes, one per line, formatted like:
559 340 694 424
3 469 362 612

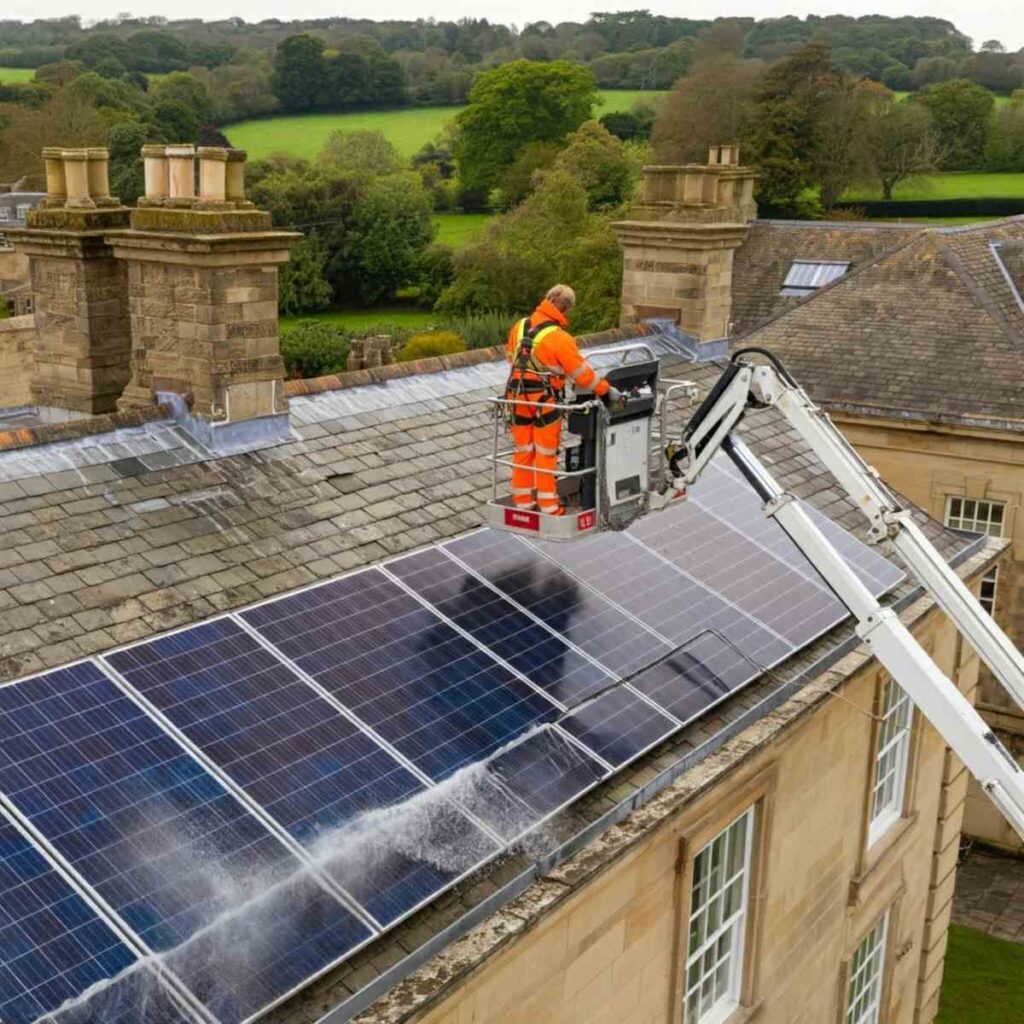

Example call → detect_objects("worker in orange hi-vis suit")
505 285 622 516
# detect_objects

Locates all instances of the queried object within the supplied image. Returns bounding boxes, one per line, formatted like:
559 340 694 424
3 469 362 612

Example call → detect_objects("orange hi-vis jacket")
505 300 611 398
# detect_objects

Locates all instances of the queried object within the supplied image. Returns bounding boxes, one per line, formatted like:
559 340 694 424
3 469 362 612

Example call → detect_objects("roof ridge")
283 323 661 399
732 227 929 343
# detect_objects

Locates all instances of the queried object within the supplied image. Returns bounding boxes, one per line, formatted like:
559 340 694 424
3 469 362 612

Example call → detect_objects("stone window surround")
867 679 916 848
671 763 777 1024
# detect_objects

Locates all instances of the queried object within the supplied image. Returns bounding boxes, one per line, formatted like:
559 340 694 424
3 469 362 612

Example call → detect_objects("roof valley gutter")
316 531 989 1024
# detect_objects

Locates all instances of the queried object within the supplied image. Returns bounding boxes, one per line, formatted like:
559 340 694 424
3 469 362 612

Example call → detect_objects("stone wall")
394 600 978 1024
0 246 29 290
835 411 1024 852
0 314 35 407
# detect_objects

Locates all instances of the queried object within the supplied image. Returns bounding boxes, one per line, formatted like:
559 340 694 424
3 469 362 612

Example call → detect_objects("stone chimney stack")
5 147 132 416
613 145 758 347
107 145 299 450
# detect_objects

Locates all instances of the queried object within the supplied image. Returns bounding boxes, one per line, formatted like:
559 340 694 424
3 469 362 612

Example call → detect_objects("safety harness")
506 317 562 427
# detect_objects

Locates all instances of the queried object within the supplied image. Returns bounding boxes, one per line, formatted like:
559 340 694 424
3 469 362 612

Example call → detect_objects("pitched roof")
737 217 1024 431
731 219 920 335
0 329 983 1022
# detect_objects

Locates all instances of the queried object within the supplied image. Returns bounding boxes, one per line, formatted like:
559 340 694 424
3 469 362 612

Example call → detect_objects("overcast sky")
7 2 1024 55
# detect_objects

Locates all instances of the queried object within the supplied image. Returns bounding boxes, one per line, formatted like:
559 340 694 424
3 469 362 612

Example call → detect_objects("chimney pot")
225 149 248 205
42 147 67 207
165 144 196 204
62 149 95 209
141 144 170 204
86 148 117 207
197 146 229 205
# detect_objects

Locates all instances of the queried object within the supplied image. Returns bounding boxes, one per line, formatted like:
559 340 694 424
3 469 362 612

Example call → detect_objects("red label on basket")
505 508 540 531
577 510 596 531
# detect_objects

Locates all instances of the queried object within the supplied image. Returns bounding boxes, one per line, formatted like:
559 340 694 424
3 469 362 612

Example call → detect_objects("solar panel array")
0 454 903 1024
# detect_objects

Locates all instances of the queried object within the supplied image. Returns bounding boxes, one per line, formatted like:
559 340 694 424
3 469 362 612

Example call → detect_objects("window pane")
869 680 913 843
846 912 889 1024
684 808 754 1022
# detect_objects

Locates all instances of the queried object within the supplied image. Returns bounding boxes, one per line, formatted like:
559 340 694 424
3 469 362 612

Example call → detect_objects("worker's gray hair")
545 284 576 312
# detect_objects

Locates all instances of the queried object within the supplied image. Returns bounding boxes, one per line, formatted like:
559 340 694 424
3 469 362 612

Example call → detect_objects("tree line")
3 12 1024 114
654 41 1024 213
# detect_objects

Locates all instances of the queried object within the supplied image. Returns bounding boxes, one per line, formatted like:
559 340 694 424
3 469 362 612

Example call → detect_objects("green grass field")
227 89 666 162
0 66 36 83
280 306 437 333
847 172 1024 201
937 925 1024 1022
433 211 490 248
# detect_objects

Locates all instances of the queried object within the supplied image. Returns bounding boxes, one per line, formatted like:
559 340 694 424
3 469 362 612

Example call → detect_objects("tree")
437 169 620 333
108 120 166 203
0 92 108 188
191 63 278 123
149 72 214 126
812 80 880 209
917 79 995 169
279 235 333 316
455 60 598 199
272 34 327 112
651 57 763 164
744 43 845 215
343 172 434 303
553 120 636 211
149 99 199 143
280 320 349 379
863 97 942 198
985 95 1024 171
317 130 401 176
910 56 962 89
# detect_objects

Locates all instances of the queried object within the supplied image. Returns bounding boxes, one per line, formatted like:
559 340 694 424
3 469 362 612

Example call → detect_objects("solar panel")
105 618 502 928
532 529 793 667
0 663 374 1024
445 531 671 677
39 964 197 1024
0 811 139 1024
454 728 606 842
628 633 760 722
387 547 615 704
241 570 558 781
560 688 678 769
162 871 371 1024
629 504 844 647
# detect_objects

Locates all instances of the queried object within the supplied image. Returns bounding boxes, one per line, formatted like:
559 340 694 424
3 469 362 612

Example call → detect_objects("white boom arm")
671 352 1024 840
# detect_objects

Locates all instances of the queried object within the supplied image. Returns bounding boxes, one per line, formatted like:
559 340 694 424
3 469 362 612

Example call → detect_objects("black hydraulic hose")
731 346 798 387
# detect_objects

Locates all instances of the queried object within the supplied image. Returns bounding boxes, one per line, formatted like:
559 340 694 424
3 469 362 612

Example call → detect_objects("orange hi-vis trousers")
508 389 563 515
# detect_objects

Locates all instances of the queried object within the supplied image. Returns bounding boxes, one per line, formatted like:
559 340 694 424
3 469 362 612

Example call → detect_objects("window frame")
845 911 890 1024
780 259 851 297
0 207 11 222
979 564 999 616
944 496 1006 537
682 806 756 1024
867 679 915 847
